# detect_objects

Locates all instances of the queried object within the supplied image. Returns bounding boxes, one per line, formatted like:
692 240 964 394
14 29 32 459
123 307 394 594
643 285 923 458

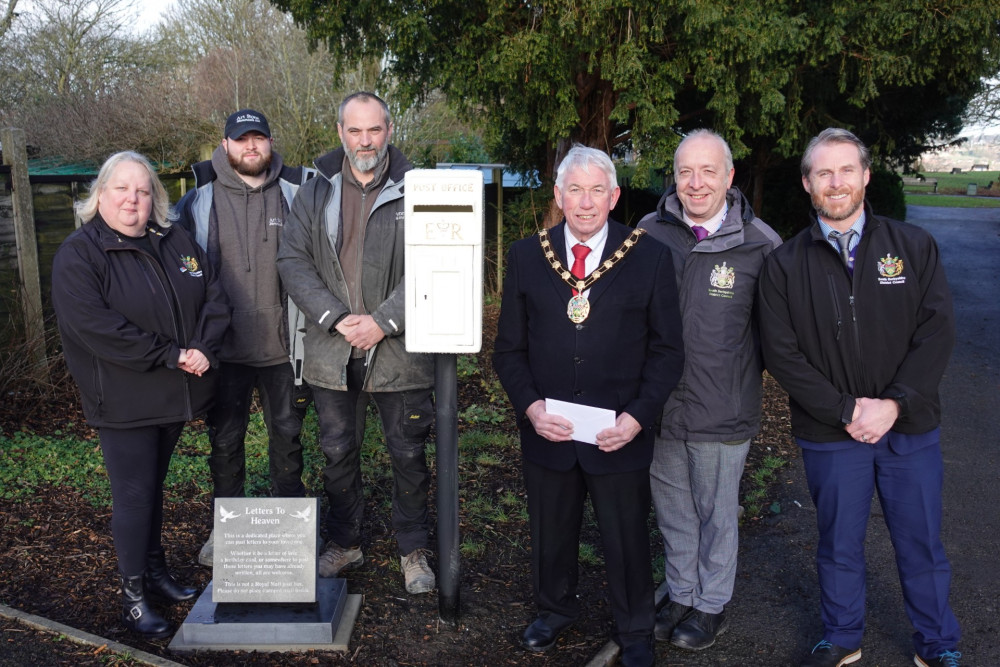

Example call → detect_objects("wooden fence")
0 131 189 375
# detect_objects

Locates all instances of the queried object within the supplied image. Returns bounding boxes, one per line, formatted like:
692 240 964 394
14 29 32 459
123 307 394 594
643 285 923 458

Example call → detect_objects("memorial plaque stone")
212 497 318 603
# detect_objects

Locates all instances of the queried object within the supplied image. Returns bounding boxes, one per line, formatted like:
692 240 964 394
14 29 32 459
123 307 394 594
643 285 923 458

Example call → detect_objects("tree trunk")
543 73 618 229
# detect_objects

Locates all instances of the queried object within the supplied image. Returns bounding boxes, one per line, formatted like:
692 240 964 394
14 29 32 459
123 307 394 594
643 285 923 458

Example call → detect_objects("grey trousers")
650 437 750 614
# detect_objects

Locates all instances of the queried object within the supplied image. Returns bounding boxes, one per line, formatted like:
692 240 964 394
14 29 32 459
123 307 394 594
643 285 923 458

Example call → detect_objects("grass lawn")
914 170 998 189
903 170 1000 207
906 193 1000 208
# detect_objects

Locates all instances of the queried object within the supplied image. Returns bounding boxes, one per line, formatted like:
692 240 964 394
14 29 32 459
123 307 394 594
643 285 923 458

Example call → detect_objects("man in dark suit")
493 145 685 667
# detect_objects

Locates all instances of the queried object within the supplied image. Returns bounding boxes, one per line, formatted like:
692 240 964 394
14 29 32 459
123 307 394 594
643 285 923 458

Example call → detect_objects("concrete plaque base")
169 578 361 653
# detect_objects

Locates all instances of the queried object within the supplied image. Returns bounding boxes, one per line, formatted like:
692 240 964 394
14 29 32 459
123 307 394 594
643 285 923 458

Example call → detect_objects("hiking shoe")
401 548 435 594
915 650 962 667
654 600 693 642
197 529 214 567
800 640 861 667
317 542 363 577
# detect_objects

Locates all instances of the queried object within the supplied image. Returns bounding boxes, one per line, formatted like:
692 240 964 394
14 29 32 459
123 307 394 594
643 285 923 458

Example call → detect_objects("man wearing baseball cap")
176 109 315 567
224 109 271 139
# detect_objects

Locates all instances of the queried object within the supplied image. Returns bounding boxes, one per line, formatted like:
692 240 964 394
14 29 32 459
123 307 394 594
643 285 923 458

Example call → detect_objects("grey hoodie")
206 146 288 366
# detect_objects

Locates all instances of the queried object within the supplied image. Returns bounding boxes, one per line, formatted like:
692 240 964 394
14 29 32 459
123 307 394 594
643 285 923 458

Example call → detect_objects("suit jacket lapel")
587 221 629 305
543 222 572 301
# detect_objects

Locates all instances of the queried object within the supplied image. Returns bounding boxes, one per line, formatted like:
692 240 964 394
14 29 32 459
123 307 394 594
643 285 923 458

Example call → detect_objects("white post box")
404 169 484 353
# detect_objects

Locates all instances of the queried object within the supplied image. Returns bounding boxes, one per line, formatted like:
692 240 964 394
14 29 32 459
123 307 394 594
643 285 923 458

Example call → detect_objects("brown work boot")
317 541 363 577
400 548 435 594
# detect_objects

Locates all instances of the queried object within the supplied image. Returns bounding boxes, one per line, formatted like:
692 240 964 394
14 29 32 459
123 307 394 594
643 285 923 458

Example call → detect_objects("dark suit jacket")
493 220 685 474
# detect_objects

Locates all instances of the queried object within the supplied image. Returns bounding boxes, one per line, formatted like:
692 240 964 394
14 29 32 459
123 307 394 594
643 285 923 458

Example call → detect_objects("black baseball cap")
224 109 271 139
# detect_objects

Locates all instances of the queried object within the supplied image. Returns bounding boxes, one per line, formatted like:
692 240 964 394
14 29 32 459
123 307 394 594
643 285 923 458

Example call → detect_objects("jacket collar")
658 185 755 225
313 145 412 185
88 214 169 249
190 155 304 189
652 186 754 251
808 201 881 244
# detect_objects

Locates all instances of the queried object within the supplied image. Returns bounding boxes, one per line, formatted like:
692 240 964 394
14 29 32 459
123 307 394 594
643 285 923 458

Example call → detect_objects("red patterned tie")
571 244 591 295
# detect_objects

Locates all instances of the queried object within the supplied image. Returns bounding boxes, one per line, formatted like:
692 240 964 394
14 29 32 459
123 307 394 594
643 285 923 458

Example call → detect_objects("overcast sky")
132 0 175 34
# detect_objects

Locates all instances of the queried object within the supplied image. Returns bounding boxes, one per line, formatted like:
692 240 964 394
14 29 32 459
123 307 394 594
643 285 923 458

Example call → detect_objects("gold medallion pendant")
567 294 590 323
538 227 646 323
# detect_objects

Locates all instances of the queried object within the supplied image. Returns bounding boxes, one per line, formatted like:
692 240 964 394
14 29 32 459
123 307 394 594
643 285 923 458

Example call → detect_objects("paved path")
644 205 1000 666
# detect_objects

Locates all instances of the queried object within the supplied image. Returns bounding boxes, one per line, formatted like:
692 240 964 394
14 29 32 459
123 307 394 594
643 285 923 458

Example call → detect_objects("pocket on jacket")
224 306 286 362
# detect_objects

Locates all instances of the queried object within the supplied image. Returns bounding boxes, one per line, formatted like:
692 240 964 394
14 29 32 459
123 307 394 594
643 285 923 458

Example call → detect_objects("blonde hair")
75 151 174 226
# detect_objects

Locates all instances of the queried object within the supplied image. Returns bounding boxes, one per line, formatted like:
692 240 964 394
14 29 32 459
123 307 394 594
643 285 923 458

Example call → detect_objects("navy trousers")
800 431 960 658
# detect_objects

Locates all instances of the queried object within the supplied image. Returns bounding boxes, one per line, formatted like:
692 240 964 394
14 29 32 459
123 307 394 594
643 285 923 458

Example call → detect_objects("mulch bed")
0 304 795 666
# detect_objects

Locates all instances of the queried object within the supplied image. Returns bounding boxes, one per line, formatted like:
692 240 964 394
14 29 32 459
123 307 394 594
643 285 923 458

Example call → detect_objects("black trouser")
312 358 434 555
523 459 655 650
207 361 307 499
98 422 184 576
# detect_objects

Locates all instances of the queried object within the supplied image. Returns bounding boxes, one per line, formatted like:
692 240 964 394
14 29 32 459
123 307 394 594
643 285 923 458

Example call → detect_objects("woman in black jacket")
52 151 230 638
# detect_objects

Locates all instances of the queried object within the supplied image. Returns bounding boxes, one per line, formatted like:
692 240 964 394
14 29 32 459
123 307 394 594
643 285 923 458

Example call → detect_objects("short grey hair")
801 128 871 177
674 129 733 178
555 145 617 191
75 151 173 226
337 91 393 128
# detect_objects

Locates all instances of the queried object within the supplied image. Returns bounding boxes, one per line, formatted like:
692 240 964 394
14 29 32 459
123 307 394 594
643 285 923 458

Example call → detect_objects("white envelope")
544 398 616 445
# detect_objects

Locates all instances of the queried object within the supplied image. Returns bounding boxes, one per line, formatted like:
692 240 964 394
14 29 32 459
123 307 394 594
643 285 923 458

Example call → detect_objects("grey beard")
348 143 388 174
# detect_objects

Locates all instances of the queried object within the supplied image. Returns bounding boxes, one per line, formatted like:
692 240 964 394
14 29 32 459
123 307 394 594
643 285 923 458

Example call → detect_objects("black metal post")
435 353 460 625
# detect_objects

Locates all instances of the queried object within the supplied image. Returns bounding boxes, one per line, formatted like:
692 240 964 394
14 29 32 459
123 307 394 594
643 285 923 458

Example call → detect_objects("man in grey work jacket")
175 109 314 567
276 92 436 595
638 129 782 652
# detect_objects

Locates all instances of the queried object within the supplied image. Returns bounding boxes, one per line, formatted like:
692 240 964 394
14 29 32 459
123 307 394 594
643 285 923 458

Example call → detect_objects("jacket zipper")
826 273 843 341
358 189 375 389
825 240 868 394
847 273 868 393
135 241 195 419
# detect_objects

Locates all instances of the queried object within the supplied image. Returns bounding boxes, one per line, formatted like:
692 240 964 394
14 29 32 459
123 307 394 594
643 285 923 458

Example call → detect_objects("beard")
347 142 389 174
811 187 864 222
228 150 272 178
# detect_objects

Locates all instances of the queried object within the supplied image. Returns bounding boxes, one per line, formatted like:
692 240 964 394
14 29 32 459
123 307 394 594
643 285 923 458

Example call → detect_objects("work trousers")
99 422 184 576
207 361 307 499
312 358 434 556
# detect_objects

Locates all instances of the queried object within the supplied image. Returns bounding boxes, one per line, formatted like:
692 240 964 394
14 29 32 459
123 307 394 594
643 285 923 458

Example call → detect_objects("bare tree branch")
966 78 1000 128
0 0 18 43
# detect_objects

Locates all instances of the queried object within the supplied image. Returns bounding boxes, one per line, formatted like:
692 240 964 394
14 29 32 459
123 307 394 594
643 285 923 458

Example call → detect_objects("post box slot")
413 205 474 213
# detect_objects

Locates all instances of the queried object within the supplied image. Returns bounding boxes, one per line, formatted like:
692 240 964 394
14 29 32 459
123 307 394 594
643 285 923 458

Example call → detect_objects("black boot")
120 573 172 638
144 548 198 604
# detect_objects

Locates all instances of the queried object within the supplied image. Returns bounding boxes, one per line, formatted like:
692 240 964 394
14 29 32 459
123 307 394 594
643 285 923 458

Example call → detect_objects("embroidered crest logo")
877 254 904 278
876 253 906 285
179 255 203 277
710 261 735 290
